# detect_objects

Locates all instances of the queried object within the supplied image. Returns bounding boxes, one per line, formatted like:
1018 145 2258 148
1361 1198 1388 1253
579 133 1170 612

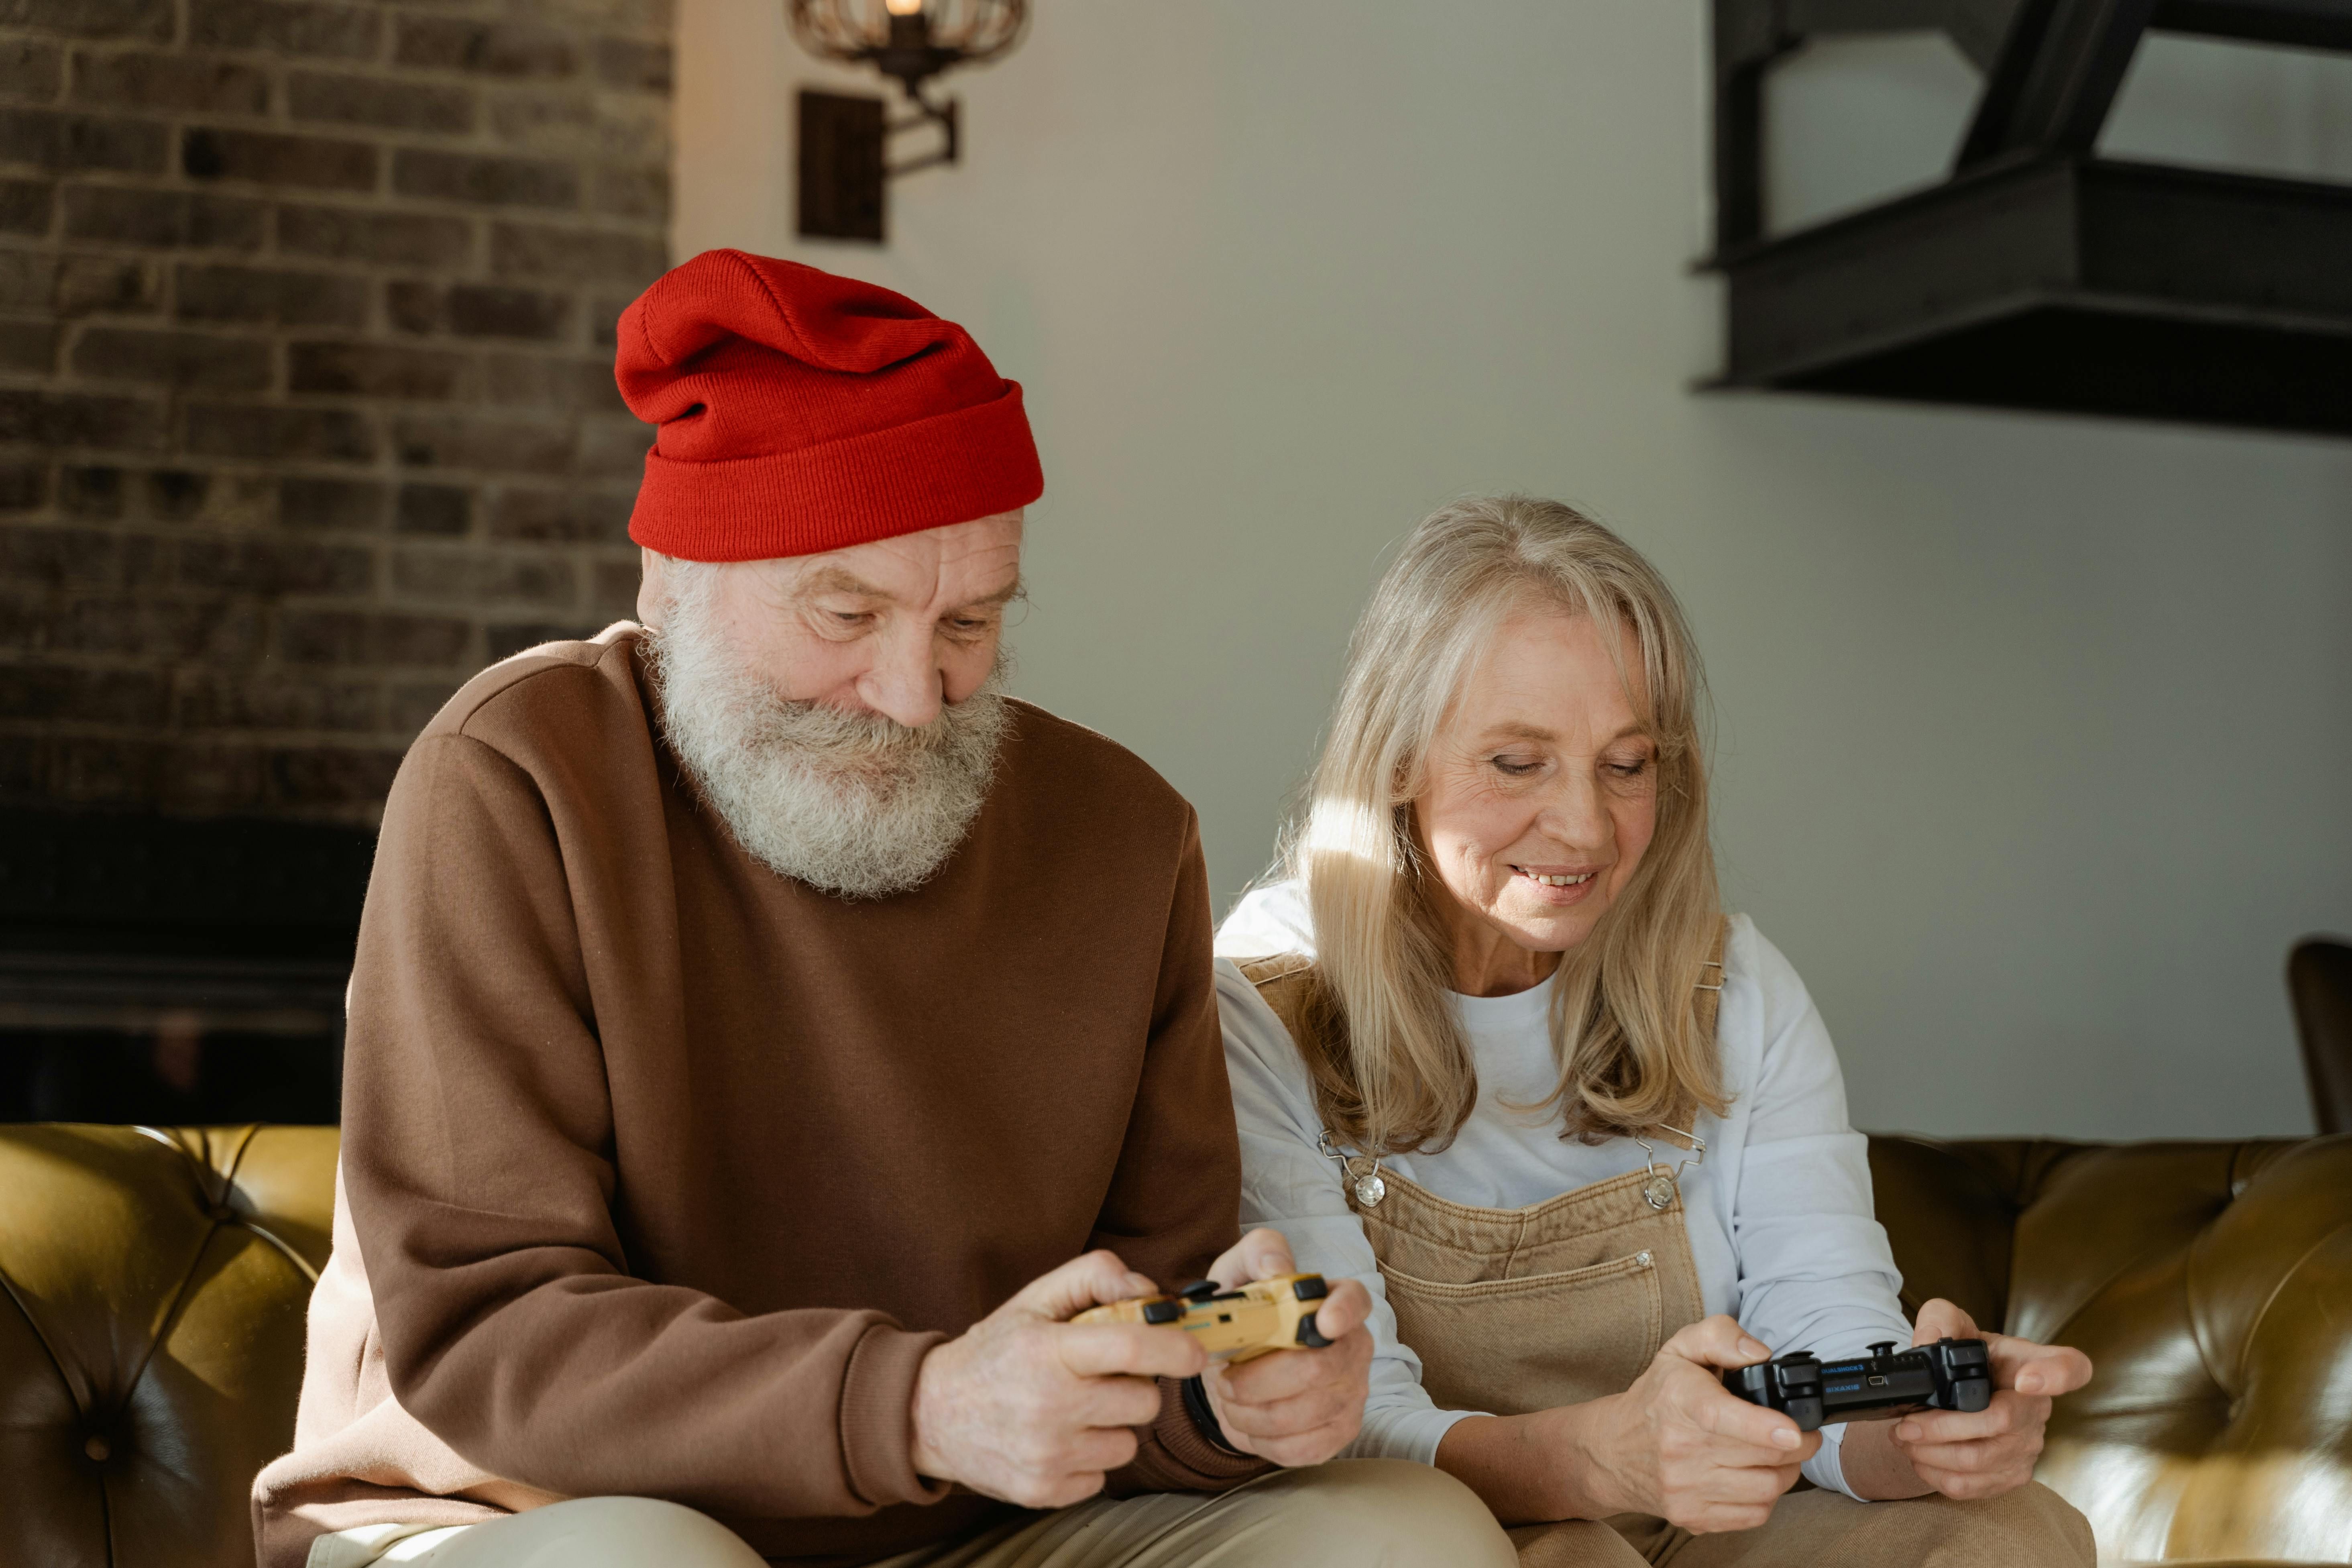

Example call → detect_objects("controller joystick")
1723 1336 1994 1432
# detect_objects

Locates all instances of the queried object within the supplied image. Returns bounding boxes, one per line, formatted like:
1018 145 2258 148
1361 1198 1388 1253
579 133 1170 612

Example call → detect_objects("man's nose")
854 625 944 729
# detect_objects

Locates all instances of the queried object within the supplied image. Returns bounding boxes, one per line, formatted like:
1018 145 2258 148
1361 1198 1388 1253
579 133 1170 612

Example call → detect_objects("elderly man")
251 252 1509 1568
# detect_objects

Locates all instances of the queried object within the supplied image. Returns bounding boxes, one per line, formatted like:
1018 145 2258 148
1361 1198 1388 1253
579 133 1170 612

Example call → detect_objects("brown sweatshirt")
251 625 1265 1567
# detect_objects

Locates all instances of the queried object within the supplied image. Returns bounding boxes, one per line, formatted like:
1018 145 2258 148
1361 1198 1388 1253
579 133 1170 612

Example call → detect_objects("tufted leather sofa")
1 1125 335 1568
2 1125 2346 1567
1872 1134 2352 1565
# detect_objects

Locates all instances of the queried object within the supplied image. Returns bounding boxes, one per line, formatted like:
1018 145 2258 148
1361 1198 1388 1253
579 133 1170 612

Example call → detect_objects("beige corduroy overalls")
1238 940 2095 1568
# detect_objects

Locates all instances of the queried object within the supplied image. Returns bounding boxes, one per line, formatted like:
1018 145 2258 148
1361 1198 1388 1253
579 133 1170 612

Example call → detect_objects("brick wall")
0 0 671 822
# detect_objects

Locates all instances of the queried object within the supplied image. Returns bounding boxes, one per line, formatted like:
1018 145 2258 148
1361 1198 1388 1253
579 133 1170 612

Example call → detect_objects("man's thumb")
1011 1249 1160 1322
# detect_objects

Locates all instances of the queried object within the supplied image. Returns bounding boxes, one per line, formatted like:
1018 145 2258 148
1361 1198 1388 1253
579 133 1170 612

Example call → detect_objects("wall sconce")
790 0 1028 243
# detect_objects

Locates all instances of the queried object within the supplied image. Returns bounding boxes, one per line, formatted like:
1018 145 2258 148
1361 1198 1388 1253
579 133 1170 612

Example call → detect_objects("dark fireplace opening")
1 1024 344 1124
0 809 373 1126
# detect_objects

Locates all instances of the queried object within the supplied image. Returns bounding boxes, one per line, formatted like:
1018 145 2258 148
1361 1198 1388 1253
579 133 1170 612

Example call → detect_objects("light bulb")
884 0 925 14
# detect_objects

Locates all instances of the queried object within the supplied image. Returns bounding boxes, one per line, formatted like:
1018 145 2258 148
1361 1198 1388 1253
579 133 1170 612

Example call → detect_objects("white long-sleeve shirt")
1215 882 1910 1499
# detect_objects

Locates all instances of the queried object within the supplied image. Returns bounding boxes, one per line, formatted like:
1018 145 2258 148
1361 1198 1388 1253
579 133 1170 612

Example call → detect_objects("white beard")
643 566 1011 900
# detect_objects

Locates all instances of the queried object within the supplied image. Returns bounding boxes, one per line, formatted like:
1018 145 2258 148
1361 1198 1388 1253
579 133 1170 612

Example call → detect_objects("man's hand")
910 1250 1209 1508
1196 1228 1375 1466
1885 1298 2093 1500
1575 1316 1817 1533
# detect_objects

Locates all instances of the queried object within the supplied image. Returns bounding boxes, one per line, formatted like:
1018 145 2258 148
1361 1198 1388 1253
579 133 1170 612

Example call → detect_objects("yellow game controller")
1073 1273 1336 1363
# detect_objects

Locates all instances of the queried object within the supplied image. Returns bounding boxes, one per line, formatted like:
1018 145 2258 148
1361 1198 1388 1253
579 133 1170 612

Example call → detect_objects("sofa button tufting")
84 1436 109 1463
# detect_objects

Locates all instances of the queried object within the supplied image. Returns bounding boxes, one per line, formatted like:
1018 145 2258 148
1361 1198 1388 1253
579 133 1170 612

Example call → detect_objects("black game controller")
1722 1337 1993 1432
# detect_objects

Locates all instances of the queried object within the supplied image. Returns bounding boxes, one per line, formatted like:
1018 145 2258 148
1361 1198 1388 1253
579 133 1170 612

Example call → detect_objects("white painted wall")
673 1 2352 1139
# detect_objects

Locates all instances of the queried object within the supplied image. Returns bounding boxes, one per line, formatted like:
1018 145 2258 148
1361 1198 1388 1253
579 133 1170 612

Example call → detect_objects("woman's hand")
1437 1315 1812 1528
1893 1299 2092 1499
1569 1315 1819 1531
1841 1298 2093 1500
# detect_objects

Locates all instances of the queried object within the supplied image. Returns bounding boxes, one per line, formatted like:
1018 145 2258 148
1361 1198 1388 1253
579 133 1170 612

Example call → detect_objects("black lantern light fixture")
789 0 1029 243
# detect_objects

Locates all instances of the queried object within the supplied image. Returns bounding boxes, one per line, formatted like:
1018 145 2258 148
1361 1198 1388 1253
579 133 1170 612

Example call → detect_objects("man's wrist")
1181 1374 1249 1458
908 1341 956 1483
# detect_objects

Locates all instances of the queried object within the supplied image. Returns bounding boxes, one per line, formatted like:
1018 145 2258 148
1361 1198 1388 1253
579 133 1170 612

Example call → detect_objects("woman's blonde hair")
1280 495 1725 1155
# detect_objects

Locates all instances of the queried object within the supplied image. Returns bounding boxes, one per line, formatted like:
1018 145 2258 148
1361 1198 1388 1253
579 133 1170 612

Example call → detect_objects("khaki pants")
1510 1482 2097 1568
328 1460 1517 1568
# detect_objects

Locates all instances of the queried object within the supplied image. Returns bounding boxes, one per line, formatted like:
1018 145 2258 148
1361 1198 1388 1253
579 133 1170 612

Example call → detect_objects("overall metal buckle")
1631 1124 1707 1210
1318 1128 1387 1209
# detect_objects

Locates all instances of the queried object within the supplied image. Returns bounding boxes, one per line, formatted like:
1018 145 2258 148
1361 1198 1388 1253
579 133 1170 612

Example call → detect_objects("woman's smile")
1507 863 1603 902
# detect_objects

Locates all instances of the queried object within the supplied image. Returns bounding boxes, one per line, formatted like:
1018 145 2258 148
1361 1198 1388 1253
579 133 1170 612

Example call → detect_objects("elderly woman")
1213 497 2096 1566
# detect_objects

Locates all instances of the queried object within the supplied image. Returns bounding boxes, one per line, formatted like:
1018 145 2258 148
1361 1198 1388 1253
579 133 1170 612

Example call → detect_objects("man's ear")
635 547 667 629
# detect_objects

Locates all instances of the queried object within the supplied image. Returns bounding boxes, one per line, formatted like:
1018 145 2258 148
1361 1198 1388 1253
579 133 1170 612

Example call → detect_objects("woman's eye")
1491 755 1543 777
1606 758 1649 779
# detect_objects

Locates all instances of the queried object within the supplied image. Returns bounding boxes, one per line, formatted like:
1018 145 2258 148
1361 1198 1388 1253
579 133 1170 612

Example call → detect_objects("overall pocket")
1379 1248 1666 1415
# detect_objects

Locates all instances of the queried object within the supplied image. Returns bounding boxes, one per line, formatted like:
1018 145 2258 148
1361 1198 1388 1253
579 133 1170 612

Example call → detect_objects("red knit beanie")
615 249 1043 562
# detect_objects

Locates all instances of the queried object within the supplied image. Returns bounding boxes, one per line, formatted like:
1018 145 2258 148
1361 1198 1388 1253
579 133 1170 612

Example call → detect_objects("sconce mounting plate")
799 89 886 242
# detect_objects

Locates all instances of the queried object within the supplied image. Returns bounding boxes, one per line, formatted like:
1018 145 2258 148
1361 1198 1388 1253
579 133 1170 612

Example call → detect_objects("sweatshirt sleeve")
1097 813 1273 1494
342 732 951 1519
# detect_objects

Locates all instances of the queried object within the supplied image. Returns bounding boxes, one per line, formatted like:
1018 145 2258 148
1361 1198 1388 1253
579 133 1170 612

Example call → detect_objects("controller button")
1178 1281 1220 1303
1143 1300 1183 1324
1869 1342 1896 1358
1293 1275 1329 1300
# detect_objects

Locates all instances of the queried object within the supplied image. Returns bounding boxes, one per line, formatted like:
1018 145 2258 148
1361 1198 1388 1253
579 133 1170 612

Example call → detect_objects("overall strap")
1238 953 1322 1051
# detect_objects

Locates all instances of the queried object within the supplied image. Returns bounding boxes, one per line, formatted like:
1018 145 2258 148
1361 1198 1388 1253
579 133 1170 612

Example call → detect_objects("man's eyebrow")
961 578 1025 609
793 566 890 599
791 566 1025 611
